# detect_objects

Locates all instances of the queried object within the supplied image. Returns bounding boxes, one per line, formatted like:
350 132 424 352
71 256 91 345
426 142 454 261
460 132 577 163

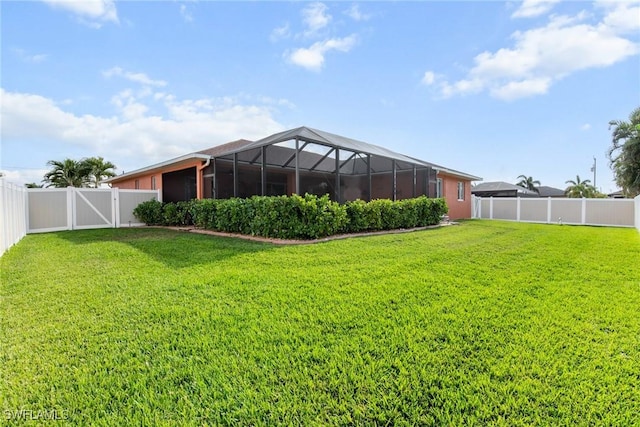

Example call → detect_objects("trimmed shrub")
343 199 368 233
134 194 448 239
163 201 193 226
190 199 220 229
133 199 164 225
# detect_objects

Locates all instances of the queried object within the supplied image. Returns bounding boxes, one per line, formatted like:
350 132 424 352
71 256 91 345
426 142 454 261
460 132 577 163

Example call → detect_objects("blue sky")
1 1 639 193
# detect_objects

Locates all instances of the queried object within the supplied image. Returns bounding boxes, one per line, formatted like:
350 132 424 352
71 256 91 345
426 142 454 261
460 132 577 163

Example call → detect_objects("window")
135 179 140 189
457 181 465 200
151 176 156 190
436 178 443 198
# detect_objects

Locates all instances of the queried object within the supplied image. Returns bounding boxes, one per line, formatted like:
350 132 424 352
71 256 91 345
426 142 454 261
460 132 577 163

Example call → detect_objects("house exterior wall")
440 173 473 219
110 155 477 219
109 160 205 200
113 174 160 191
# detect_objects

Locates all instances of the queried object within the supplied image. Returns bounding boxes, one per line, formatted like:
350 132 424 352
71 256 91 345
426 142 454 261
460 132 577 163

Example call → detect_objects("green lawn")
1 221 639 425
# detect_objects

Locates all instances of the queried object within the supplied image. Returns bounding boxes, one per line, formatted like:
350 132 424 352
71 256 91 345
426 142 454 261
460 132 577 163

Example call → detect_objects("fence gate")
27 187 160 234
73 188 114 230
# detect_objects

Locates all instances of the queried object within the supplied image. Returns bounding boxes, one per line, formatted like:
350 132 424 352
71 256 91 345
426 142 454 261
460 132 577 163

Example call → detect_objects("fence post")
67 187 74 230
489 197 494 219
581 197 587 225
516 197 521 222
635 195 640 233
547 197 551 223
113 187 120 228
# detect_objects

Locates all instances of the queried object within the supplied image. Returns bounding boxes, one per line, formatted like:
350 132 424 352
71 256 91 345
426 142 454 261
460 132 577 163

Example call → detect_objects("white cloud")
287 35 358 71
0 88 287 176
440 78 485 98
0 169 50 187
511 0 561 18
428 3 640 100
345 4 371 22
180 4 194 23
599 1 640 34
581 123 592 131
103 67 167 87
302 2 331 36
42 0 118 27
12 48 49 63
270 23 291 42
421 71 437 85
490 78 551 101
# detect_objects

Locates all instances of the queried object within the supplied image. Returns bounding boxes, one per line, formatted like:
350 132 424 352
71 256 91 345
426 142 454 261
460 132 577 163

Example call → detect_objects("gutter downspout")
197 157 211 199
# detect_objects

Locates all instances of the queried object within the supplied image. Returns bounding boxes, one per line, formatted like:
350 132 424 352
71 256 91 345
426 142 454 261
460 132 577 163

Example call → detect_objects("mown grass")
1 221 639 425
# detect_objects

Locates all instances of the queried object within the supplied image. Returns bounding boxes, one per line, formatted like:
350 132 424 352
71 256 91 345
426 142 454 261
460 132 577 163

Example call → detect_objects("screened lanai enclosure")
199 127 439 203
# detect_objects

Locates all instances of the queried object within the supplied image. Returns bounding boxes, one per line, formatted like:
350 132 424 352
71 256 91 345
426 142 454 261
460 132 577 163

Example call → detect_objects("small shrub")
343 199 368 233
133 199 164 225
163 201 193 226
191 199 220 229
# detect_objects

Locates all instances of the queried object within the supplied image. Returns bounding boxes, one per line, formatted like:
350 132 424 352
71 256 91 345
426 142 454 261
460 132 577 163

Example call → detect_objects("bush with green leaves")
132 199 164 225
162 201 194 226
190 199 221 229
134 194 448 239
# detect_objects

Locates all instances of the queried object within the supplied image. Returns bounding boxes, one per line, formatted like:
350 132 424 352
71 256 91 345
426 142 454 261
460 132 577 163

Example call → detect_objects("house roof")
537 185 565 197
236 126 481 181
106 139 253 183
107 127 481 183
472 181 538 196
197 139 254 157
105 153 212 183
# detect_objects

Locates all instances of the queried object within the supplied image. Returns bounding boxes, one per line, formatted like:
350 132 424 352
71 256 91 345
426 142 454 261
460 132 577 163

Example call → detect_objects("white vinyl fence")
0 184 160 256
472 195 640 231
1 179 28 256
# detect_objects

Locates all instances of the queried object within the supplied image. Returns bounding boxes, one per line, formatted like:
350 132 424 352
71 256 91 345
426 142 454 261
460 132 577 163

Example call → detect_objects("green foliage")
565 175 598 198
516 175 541 193
162 201 194 226
190 198 221 229
43 158 92 188
136 195 448 239
344 196 448 233
42 157 116 188
132 199 164 225
84 156 117 188
608 107 640 197
2 222 640 425
343 199 368 233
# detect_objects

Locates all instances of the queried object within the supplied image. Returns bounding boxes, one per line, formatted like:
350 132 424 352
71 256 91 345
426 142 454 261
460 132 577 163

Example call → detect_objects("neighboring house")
607 190 626 199
106 126 481 219
537 186 566 198
471 181 539 198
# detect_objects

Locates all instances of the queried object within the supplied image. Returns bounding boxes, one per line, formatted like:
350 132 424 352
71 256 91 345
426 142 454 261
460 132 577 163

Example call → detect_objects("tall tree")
516 175 541 193
43 159 92 188
85 156 116 188
608 107 640 197
565 175 597 198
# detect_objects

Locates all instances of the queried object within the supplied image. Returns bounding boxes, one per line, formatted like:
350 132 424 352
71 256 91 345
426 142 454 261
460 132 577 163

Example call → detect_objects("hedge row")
133 194 448 240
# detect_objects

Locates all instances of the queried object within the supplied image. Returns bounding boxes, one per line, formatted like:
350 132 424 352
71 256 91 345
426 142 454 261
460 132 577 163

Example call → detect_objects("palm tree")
24 183 43 188
516 175 541 193
43 158 91 188
565 175 596 198
85 156 116 188
608 107 640 197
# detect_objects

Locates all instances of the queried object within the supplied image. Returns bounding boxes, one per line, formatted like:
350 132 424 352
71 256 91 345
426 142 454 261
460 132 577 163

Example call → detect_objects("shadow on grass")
54 227 276 269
